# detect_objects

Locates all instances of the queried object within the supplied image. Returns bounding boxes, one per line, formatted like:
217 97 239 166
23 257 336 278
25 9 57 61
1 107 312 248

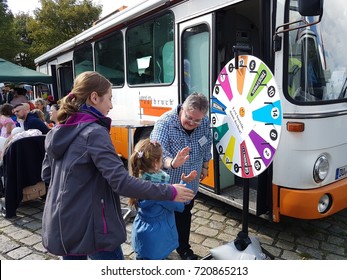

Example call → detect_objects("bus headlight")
318 194 331 213
313 155 329 183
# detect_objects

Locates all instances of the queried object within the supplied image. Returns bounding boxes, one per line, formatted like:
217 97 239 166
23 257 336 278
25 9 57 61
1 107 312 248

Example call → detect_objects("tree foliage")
13 13 36 68
0 0 102 69
28 0 102 60
0 0 21 62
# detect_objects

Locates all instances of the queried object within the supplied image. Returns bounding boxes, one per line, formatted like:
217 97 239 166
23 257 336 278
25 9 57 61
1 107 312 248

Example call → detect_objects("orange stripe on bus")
140 100 171 117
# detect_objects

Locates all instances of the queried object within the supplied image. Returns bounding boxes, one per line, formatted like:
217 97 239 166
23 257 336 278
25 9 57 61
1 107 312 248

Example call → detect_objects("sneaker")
179 251 198 260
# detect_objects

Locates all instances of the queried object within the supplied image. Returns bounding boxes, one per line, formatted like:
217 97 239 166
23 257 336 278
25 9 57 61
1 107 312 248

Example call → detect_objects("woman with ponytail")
41 71 194 260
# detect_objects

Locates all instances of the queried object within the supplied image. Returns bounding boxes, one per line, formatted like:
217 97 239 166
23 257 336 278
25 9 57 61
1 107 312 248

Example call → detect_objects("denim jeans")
62 246 124 260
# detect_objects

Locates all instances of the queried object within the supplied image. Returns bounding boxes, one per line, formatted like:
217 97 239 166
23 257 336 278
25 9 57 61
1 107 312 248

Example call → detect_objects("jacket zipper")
101 199 107 234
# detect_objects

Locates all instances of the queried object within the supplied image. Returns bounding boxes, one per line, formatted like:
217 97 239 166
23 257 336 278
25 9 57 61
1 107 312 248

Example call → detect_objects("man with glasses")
150 92 212 260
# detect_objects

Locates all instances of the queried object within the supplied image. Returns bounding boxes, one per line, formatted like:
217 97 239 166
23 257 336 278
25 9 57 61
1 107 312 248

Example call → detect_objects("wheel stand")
202 179 274 260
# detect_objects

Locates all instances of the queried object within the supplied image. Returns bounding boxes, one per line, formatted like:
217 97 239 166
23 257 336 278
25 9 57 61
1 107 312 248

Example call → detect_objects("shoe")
179 251 198 260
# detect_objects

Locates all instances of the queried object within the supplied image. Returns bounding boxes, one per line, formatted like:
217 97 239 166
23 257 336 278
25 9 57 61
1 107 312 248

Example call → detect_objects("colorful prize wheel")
211 55 282 179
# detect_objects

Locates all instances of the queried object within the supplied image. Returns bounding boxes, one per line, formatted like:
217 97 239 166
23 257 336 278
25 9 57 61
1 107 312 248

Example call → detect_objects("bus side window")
141 57 154 83
184 29 209 97
162 41 174 83
128 60 141 85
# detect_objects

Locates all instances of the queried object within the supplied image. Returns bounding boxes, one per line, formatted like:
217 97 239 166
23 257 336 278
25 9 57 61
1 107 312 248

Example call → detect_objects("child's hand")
181 170 198 183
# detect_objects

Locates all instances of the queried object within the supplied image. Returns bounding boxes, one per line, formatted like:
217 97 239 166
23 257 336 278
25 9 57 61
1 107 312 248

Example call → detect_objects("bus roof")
34 0 172 65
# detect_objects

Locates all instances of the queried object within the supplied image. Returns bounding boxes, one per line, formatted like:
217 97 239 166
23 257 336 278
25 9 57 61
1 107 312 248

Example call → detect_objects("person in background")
0 103 16 138
41 71 194 260
129 138 197 260
31 109 50 129
150 92 212 260
1 86 14 104
34 98 50 123
48 103 59 127
0 85 4 105
12 103 50 134
46 95 57 112
10 88 28 106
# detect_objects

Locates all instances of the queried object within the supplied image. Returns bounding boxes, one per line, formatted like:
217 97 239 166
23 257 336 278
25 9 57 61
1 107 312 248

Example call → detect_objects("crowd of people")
0 85 60 165
1 72 212 261
0 85 59 139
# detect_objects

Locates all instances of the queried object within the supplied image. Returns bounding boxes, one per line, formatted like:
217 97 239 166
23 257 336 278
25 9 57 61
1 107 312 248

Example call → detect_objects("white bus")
35 0 347 222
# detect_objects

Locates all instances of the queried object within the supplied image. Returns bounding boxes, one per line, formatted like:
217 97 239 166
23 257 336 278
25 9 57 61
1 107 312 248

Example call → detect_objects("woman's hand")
172 183 194 203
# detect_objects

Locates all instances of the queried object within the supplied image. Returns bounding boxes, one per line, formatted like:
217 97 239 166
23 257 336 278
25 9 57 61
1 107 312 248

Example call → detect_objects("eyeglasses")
183 109 203 125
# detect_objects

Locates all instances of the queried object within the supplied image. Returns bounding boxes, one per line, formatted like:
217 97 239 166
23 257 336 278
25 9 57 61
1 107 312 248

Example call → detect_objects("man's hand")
171 146 190 168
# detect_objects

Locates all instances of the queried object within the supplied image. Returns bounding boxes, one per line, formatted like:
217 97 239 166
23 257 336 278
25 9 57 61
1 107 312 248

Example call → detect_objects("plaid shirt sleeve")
150 107 212 193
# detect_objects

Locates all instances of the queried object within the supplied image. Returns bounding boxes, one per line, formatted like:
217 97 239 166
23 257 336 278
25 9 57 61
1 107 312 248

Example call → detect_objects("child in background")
129 138 197 260
0 103 16 138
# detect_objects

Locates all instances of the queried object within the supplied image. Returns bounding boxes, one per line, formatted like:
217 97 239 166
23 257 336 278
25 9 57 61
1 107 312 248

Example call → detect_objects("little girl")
0 103 16 138
129 138 197 260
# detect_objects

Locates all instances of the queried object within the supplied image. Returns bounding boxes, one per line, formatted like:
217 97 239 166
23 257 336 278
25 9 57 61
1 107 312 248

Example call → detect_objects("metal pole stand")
205 178 271 260
231 178 267 259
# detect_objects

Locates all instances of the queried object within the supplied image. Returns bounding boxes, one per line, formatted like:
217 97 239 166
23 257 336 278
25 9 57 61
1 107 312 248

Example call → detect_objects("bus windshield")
287 0 347 103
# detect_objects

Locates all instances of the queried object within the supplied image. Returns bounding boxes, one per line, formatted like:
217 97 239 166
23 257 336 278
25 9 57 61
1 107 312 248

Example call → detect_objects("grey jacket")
41 110 173 256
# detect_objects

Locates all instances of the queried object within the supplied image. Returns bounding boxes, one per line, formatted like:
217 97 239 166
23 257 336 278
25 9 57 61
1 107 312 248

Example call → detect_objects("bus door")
178 14 235 197
179 1 273 218
56 63 73 98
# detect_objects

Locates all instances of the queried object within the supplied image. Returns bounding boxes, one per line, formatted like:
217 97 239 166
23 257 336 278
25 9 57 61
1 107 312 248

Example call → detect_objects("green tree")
28 0 102 60
0 0 22 62
13 13 36 68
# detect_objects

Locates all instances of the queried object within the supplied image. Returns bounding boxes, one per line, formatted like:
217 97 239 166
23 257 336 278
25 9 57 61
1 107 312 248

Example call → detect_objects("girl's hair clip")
137 151 143 158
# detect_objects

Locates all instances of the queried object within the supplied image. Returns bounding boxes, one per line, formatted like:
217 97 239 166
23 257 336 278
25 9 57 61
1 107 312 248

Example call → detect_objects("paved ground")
0 193 346 260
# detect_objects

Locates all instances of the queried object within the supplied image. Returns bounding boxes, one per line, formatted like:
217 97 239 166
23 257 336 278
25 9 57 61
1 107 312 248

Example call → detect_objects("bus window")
58 64 73 97
287 0 347 102
95 31 124 87
126 12 174 85
74 44 93 77
182 24 209 101
162 41 174 83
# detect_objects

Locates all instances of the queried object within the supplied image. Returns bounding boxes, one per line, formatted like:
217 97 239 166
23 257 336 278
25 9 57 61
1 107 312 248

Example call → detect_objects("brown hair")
32 109 45 122
128 138 163 209
57 71 112 123
0 103 14 116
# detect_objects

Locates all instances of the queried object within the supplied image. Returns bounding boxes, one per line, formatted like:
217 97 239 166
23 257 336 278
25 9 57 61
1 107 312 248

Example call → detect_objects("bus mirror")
298 0 323 17
273 0 323 52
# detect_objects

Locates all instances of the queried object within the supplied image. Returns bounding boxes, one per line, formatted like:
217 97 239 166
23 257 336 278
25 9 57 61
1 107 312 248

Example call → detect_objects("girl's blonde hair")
128 138 163 208
57 71 112 123
32 109 45 122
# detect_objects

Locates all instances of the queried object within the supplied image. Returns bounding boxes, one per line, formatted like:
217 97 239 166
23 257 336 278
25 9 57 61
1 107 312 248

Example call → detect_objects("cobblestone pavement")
0 193 346 260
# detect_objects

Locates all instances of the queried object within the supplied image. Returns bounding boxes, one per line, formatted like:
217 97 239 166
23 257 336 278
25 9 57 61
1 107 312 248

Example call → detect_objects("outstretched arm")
172 183 194 203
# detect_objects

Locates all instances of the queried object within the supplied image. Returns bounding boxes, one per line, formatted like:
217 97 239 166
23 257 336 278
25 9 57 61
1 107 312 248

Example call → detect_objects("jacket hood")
45 108 111 160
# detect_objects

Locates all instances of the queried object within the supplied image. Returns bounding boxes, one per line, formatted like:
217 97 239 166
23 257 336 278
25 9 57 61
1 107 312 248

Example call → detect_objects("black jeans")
175 198 195 255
